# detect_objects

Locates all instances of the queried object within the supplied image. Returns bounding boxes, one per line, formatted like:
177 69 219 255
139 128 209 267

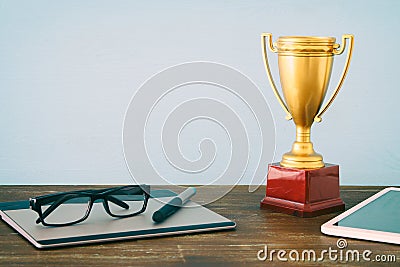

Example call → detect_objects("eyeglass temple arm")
107 196 129 209
35 190 132 211
34 188 108 202
33 185 148 206
32 189 100 209
33 193 70 206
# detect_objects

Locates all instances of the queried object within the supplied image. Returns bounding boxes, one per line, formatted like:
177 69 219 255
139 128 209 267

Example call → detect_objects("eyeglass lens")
41 196 91 225
107 194 146 216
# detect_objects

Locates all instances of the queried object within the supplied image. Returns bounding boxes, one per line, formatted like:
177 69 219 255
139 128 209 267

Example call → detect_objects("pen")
152 187 197 223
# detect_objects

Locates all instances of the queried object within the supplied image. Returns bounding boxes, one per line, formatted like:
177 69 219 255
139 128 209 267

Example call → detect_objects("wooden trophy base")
260 163 345 217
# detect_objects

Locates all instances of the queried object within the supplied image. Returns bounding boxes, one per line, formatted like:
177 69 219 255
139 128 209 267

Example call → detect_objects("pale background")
1 0 399 185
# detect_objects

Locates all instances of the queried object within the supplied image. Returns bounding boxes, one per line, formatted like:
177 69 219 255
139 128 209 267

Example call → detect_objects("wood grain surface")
0 186 398 266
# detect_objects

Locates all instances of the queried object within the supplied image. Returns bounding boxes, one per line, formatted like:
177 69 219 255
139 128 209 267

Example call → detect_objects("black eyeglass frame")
29 185 150 227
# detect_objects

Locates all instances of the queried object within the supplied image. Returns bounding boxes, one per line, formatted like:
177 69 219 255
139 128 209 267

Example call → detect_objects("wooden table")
0 186 398 266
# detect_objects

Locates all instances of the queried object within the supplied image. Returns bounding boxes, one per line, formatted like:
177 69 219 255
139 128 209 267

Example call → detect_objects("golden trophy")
260 33 354 217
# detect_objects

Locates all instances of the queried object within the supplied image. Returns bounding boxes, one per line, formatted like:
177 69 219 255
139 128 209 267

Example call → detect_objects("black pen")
152 187 197 223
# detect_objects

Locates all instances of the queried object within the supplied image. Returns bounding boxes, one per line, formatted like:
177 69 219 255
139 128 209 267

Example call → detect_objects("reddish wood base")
260 163 345 217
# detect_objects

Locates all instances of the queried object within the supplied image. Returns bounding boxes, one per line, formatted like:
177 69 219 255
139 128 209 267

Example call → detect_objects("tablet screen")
338 190 400 233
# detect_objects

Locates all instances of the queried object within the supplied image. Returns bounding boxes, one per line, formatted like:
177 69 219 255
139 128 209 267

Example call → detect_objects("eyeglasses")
29 185 150 227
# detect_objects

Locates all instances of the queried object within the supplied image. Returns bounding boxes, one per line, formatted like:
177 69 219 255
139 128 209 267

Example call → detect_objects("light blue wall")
1 0 399 185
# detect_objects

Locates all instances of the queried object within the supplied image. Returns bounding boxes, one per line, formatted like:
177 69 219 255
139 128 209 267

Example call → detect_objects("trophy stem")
280 125 324 169
296 126 311 143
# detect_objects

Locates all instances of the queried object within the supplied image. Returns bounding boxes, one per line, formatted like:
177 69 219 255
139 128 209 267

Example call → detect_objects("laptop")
0 190 235 248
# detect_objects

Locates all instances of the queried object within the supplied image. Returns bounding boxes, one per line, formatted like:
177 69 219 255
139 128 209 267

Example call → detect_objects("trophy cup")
260 33 354 217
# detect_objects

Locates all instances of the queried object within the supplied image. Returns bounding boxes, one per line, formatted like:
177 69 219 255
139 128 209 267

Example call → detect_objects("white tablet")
321 187 400 245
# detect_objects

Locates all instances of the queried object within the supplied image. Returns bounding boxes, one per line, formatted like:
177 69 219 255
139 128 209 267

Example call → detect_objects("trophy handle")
314 34 354 122
261 33 292 120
